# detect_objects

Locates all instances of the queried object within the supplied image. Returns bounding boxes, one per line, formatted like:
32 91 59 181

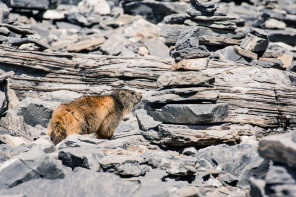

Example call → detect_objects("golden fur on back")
48 89 142 145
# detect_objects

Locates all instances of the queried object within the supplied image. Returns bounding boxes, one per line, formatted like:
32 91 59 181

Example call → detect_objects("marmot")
48 89 142 145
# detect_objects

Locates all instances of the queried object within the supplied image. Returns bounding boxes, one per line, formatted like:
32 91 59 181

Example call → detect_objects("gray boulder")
258 132 296 168
0 146 69 190
17 98 59 128
196 144 269 187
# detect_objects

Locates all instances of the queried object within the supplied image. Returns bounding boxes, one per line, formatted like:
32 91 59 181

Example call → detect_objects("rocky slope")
0 0 296 196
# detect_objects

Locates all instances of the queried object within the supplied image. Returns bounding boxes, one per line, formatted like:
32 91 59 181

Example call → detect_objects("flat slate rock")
146 103 228 124
144 91 219 104
155 124 239 146
157 72 215 89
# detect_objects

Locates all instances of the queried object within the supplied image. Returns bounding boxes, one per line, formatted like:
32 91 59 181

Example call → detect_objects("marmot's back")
48 89 142 145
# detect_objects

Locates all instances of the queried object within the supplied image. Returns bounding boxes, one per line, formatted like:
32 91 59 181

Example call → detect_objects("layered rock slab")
146 103 228 124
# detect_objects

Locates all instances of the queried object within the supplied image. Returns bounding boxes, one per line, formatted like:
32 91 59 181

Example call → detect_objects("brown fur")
48 89 142 145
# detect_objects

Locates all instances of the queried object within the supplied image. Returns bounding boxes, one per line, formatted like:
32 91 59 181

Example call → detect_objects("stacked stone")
171 26 211 71
136 72 239 147
250 130 296 197
184 0 244 47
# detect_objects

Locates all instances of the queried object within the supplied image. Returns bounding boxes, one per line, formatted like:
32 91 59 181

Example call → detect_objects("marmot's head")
112 89 142 111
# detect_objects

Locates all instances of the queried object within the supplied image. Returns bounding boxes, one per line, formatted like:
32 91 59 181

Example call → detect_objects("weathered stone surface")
172 58 209 71
0 134 28 147
122 1 189 24
240 32 269 52
99 155 146 177
157 72 215 89
1 170 138 197
0 3 9 23
16 98 59 128
265 28 296 46
277 54 293 68
217 46 251 64
163 14 188 24
155 124 239 146
135 109 160 132
186 8 227 17
143 151 197 176
258 132 296 168
190 0 218 14
67 37 105 52
144 91 219 104
32 137 54 153
184 19 237 30
100 34 128 56
175 27 199 50
171 45 210 61
196 144 269 187
58 147 105 171
234 46 258 60
287 61 296 72
146 103 228 124
251 59 284 70
2 0 54 10
265 18 286 29
0 146 69 190
143 38 170 58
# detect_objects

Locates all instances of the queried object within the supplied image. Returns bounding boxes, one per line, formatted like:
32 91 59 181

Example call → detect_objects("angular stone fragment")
146 103 228 124
184 19 237 30
135 109 160 131
186 8 226 17
234 46 258 60
157 72 215 89
143 38 170 58
175 27 199 50
163 14 188 24
190 0 218 14
265 18 286 29
0 134 28 147
240 29 269 52
67 37 105 52
100 34 128 56
251 59 284 70
99 155 146 177
197 144 268 186
258 132 296 168
277 54 293 68
172 58 209 71
156 124 238 146
143 151 197 176
0 146 69 190
17 98 59 128
171 45 210 61
58 147 105 171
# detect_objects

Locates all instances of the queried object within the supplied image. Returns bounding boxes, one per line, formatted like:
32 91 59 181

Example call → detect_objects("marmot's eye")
131 92 135 95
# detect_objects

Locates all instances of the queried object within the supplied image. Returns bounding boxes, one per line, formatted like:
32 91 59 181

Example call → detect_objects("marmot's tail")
48 106 76 145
